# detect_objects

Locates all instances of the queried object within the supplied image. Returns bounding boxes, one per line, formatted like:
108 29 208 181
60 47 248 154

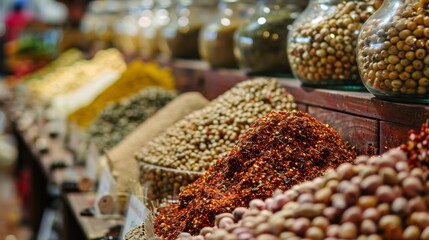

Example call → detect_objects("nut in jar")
288 0 380 87
358 0 429 102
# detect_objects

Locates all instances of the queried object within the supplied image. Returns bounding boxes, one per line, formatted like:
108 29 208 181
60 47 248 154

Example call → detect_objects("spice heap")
87 87 176 151
195 146 429 240
26 48 126 100
288 1 377 85
401 121 429 170
68 60 176 128
137 79 296 201
358 1 429 97
154 111 356 239
22 48 84 84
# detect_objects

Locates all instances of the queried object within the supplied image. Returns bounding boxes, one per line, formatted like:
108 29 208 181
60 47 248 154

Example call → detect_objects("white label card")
68 123 80 153
120 195 149 239
94 165 116 217
85 143 100 181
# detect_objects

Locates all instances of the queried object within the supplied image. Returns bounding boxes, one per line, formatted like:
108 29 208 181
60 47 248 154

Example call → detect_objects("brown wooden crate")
308 107 379 155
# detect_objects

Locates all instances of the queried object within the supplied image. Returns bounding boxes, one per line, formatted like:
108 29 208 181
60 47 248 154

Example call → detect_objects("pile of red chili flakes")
401 121 429 170
155 111 356 239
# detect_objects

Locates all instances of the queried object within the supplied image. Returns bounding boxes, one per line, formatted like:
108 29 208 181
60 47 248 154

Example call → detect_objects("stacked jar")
140 0 173 58
113 0 150 58
81 1 125 50
159 0 218 59
287 0 381 88
234 0 307 74
199 0 255 68
358 0 429 102
80 1 102 43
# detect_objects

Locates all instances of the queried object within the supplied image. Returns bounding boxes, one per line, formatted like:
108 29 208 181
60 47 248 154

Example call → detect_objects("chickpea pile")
358 1 429 97
192 148 429 240
136 79 296 202
288 1 376 86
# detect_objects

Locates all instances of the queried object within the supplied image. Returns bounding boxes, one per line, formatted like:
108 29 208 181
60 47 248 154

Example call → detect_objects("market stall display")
137 78 296 202
68 60 176 128
7 0 429 237
358 0 429 102
153 110 356 239
87 87 177 152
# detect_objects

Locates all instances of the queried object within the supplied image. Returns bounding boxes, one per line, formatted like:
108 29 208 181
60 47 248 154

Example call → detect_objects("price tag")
120 195 149 239
85 143 100 181
68 123 81 153
94 165 116 216
37 209 60 240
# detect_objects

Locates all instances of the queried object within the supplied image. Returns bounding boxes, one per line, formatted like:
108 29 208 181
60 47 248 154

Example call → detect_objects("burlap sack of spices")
100 92 209 209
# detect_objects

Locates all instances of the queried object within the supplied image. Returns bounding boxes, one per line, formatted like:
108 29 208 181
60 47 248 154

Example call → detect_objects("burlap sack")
100 92 209 195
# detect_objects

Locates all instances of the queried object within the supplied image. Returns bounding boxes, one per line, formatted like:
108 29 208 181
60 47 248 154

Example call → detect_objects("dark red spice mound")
400 121 429 170
154 111 356 239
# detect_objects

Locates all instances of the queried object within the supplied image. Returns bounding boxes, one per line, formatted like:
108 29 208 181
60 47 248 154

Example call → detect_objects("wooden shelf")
11 58 429 239
165 59 429 155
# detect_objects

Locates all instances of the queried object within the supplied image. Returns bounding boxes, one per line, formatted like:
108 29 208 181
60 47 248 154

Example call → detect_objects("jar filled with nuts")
234 0 307 74
287 0 381 88
159 0 218 59
358 0 429 102
199 0 255 68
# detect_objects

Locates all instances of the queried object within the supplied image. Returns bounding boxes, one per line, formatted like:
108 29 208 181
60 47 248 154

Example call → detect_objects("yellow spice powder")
68 60 176 128
22 48 84 85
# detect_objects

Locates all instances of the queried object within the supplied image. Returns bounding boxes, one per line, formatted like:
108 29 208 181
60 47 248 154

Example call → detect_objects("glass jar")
81 1 124 50
287 0 380 88
140 0 172 58
358 0 429 102
81 1 105 43
199 0 254 68
113 0 143 58
234 0 307 74
159 0 217 59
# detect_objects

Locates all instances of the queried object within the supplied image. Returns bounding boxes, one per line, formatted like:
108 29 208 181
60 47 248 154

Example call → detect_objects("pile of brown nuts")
288 1 377 86
358 1 429 97
87 87 176 151
192 148 429 240
136 79 296 201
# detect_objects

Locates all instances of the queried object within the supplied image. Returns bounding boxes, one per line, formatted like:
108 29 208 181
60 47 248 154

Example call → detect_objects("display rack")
11 58 429 239
166 59 429 155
